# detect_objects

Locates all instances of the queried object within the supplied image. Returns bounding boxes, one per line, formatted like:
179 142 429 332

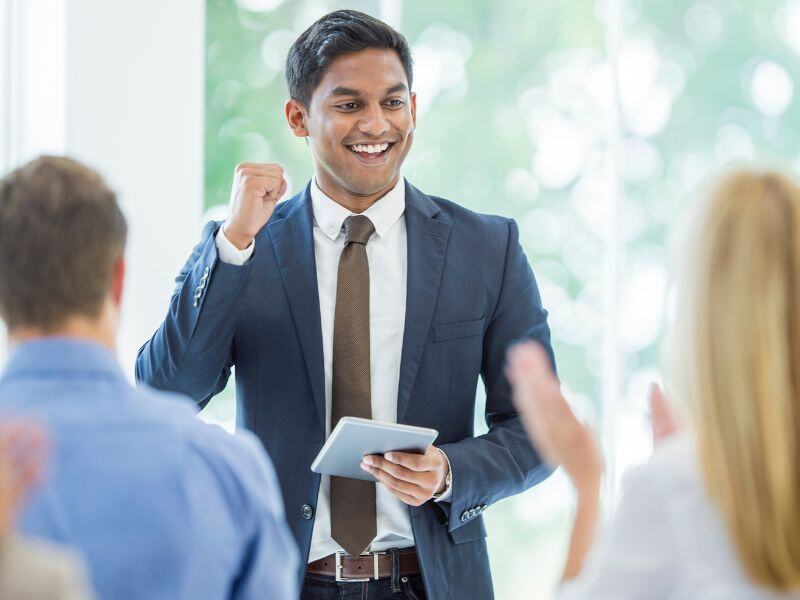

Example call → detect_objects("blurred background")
3 0 800 597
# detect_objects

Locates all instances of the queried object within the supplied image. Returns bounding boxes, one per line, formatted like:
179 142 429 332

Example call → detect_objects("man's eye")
338 103 360 110
385 99 404 107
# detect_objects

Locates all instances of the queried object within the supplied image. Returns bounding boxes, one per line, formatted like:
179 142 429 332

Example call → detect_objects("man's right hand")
223 163 288 250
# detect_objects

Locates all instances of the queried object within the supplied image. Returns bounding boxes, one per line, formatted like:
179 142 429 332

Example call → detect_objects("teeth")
350 143 390 154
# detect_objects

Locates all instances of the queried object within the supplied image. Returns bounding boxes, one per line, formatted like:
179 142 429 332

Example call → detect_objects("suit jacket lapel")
269 187 326 434
397 182 451 423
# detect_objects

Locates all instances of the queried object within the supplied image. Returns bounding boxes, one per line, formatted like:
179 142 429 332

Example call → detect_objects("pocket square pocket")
432 317 485 342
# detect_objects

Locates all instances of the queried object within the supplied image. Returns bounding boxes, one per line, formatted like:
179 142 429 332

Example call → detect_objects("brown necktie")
330 215 377 557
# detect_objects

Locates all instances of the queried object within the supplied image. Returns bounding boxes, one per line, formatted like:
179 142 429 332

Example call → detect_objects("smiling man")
137 10 554 599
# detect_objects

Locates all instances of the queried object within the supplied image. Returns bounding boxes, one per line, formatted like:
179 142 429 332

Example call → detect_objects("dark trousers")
300 573 426 600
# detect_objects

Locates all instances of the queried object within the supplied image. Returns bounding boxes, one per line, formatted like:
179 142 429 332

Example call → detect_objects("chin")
345 171 400 196
352 180 396 197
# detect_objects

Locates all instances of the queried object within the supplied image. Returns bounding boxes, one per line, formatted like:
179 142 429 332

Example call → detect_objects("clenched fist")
223 163 288 250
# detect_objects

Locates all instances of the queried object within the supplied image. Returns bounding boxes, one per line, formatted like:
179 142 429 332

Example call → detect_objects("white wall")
1 0 66 171
1 0 206 375
64 0 206 374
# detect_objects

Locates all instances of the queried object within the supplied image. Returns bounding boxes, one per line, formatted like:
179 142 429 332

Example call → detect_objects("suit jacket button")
301 504 314 520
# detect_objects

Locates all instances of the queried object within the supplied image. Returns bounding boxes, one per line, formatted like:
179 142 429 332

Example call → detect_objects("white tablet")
310 417 439 481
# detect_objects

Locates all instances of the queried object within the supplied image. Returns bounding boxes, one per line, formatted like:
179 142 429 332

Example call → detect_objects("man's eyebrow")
327 83 409 98
329 86 363 97
385 83 408 95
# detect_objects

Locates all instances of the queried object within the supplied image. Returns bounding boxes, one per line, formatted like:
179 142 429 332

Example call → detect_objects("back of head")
285 9 413 108
679 168 800 590
0 156 127 333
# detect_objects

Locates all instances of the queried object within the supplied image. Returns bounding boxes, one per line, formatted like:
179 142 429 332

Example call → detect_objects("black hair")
285 10 413 107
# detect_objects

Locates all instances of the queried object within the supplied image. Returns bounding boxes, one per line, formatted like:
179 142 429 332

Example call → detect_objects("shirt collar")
1 338 126 381
310 176 406 241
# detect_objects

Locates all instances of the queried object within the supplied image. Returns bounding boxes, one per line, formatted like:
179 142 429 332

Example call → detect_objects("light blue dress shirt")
0 339 298 600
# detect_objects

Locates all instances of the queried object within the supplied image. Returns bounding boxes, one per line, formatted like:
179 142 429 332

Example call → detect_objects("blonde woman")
507 169 800 598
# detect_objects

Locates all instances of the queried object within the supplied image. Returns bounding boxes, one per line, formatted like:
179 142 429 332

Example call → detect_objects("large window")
204 1 800 597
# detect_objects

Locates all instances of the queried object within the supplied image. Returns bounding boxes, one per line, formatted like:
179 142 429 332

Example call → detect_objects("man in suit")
137 9 554 599
0 156 298 599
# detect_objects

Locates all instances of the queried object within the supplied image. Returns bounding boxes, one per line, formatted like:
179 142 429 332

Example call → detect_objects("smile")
346 142 395 164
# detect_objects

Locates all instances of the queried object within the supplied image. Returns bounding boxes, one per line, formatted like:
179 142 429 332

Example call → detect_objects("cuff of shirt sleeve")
433 447 453 503
215 225 255 265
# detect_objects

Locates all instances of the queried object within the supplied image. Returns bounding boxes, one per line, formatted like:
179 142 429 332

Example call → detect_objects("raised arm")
135 164 286 407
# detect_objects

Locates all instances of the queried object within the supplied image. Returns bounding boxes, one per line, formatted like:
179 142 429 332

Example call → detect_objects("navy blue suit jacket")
136 180 554 599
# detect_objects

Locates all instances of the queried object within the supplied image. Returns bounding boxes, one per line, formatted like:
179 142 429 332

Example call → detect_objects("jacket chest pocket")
432 317 485 342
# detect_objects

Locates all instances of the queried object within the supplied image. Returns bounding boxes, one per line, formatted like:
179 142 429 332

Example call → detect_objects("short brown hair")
0 156 127 330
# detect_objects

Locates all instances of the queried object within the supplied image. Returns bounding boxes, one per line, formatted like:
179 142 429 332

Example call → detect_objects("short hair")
0 156 127 331
286 9 413 108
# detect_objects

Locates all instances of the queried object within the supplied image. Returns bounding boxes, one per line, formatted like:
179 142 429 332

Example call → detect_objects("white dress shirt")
558 434 798 599
215 177 451 562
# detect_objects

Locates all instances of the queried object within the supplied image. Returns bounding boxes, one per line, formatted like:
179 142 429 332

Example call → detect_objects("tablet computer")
310 417 439 481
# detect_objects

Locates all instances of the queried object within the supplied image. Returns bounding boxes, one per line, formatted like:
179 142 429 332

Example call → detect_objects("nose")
357 103 390 137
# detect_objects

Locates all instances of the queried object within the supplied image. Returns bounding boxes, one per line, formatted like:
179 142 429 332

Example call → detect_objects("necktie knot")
344 215 375 245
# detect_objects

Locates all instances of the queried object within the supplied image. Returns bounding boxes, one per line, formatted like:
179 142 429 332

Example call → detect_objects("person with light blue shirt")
0 156 299 600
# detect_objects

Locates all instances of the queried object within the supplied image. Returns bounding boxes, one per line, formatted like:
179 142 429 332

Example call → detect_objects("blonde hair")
678 169 800 590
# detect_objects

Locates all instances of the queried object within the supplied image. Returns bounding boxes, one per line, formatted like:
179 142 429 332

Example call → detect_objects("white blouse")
558 435 799 599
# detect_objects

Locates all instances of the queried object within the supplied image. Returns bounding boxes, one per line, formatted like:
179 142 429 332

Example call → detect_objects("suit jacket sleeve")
135 220 255 408
436 218 555 532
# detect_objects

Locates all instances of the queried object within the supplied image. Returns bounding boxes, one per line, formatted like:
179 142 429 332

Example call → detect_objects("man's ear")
111 255 125 307
285 99 309 137
410 91 417 128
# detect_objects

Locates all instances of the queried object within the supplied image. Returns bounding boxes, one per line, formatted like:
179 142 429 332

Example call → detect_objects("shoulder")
406 183 515 254
129 385 272 484
425 192 513 232
178 414 279 504
136 387 279 512
129 383 203 423
187 426 282 524
619 434 700 501
188 423 274 484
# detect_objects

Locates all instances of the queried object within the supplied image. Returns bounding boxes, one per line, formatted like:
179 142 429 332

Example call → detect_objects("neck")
9 313 117 353
315 174 399 213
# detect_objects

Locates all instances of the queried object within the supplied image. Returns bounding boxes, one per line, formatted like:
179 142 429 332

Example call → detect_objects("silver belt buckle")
334 551 381 582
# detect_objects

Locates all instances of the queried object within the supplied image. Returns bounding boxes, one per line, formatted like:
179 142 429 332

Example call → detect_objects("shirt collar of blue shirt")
1 337 124 381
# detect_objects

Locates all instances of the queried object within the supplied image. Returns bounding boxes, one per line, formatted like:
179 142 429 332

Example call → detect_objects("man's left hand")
361 446 449 507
